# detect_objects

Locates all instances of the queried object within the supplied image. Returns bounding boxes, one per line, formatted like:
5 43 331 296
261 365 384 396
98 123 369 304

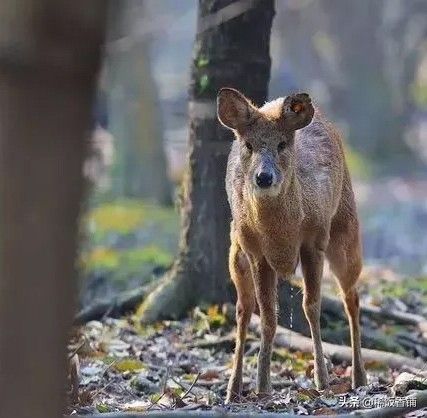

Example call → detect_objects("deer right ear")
281 93 314 131
217 88 258 131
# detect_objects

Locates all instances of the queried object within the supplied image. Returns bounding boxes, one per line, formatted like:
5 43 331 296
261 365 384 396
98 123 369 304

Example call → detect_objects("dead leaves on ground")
67 306 426 415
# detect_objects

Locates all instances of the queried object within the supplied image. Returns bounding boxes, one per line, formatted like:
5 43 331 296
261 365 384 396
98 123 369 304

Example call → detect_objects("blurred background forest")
80 0 427 309
5 1 427 416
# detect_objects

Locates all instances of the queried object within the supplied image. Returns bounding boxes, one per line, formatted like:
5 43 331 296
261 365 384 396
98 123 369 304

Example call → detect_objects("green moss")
80 199 179 283
102 356 117 365
84 199 178 242
123 246 173 267
372 276 427 305
198 74 209 93
134 321 165 338
345 144 372 179
206 305 227 329
150 393 163 404
96 403 111 413
81 245 173 282
408 276 427 292
410 81 427 107
114 358 146 373
196 56 209 68
383 324 407 336
369 334 402 353
272 348 294 362
86 201 146 235
82 247 121 272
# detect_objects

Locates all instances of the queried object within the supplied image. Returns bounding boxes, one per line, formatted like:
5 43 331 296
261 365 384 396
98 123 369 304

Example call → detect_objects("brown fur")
217 88 367 403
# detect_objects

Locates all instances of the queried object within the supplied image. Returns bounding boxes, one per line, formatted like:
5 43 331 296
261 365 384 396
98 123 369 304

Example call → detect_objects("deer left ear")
280 93 314 131
217 87 259 131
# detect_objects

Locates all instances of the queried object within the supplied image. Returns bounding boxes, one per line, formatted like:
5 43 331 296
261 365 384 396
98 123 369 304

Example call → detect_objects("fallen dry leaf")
329 380 352 395
199 369 220 380
314 407 337 415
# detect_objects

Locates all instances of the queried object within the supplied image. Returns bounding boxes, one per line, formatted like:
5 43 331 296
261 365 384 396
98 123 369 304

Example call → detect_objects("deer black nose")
256 172 273 188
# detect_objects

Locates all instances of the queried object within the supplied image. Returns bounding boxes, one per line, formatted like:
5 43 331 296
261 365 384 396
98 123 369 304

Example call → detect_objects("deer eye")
245 142 253 152
277 141 286 152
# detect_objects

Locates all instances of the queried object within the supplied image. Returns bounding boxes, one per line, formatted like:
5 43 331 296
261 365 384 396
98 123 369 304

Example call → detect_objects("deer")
217 88 367 403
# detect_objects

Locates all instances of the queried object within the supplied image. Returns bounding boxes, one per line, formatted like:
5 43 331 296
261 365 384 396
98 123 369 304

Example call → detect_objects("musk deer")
217 88 367 403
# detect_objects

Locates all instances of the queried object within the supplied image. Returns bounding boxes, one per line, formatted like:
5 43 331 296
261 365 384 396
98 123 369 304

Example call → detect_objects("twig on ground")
180 372 200 401
118 381 140 400
245 342 259 357
248 314 426 370
321 294 427 331
162 367 170 393
147 367 170 412
74 284 156 325
91 380 115 401
169 377 189 392
68 339 87 360
146 392 166 412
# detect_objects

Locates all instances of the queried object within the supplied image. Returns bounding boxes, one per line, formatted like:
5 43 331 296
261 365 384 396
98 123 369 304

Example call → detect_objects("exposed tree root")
249 314 425 370
75 263 197 325
137 263 198 323
75 279 427 339
321 294 427 332
74 284 155 325
282 279 427 332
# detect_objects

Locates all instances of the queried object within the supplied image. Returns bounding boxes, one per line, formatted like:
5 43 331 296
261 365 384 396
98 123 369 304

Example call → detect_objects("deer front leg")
226 241 255 403
300 245 329 389
250 256 277 396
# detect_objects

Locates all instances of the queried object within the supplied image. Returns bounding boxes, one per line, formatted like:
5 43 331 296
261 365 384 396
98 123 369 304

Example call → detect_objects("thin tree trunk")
322 0 415 171
277 0 424 174
107 0 171 204
0 2 106 418
139 0 275 322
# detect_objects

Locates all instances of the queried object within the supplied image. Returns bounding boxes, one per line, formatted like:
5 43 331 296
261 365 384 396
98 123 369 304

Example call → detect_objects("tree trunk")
0 2 106 418
139 0 275 322
321 0 421 172
106 0 171 204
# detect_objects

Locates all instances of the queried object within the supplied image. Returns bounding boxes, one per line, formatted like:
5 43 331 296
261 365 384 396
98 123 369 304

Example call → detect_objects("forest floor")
68 295 427 417
70 191 427 416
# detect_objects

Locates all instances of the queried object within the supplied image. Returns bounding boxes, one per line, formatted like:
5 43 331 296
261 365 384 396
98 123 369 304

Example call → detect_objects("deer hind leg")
250 256 277 396
300 243 329 389
226 239 255 403
327 223 367 388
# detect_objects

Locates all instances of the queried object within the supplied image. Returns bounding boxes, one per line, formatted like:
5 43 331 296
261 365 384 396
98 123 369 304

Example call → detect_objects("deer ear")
217 88 258 131
281 93 314 131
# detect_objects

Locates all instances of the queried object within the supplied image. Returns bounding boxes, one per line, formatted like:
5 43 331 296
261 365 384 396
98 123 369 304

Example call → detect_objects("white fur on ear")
217 87 258 130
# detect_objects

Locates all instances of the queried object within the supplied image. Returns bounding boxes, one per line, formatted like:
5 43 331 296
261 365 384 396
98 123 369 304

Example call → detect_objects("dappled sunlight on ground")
69 307 421 415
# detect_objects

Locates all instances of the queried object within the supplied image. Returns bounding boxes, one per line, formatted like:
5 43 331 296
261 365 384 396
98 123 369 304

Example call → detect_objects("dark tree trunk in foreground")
139 0 275 322
0 2 106 418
